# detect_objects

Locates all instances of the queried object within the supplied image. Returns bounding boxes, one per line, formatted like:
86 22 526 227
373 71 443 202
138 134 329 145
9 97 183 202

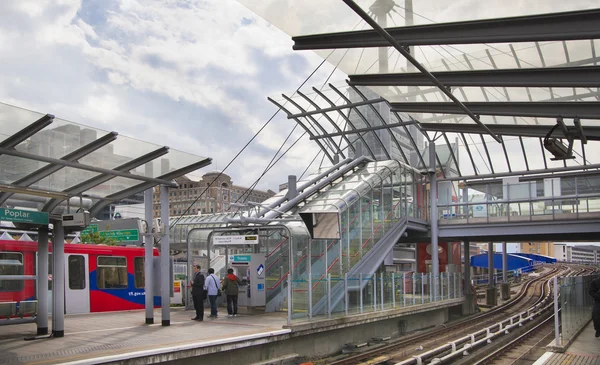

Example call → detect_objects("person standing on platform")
222 268 242 317
205 268 220 318
190 265 205 321
590 276 600 338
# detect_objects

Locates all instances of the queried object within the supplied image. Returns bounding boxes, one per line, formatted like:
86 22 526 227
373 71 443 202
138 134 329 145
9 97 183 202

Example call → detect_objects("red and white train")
0 240 160 315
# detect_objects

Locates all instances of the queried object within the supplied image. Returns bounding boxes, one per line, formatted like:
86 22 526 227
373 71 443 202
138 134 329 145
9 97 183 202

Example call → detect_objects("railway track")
317 265 565 365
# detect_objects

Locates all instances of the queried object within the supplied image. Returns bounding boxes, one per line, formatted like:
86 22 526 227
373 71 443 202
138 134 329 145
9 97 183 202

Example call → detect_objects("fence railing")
287 271 462 324
553 274 599 347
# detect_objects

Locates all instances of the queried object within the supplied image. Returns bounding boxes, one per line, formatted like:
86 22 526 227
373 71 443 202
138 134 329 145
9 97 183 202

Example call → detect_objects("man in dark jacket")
591 276 600 338
222 268 242 317
190 265 205 321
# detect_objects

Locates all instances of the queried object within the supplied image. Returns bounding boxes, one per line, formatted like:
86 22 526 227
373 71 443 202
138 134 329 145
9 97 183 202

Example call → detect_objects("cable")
163 58 332 234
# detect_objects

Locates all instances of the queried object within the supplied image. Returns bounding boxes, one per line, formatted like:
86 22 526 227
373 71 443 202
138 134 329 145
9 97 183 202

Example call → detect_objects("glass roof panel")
30 167 101 193
0 102 211 215
0 102 46 145
0 155 49 184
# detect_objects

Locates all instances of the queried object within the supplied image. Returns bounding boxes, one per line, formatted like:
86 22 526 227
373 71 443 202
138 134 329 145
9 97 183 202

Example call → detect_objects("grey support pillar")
462 240 476 315
501 241 510 300
429 142 440 300
36 226 49 335
52 221 65 337
144 188 154 324
160 185 170 326
486 242 497 306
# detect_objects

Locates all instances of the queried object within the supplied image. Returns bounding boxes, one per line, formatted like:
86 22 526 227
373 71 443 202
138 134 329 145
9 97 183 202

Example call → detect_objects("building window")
97 256 128 289
134 257 145 288
0 252 23 291
68 255 86 290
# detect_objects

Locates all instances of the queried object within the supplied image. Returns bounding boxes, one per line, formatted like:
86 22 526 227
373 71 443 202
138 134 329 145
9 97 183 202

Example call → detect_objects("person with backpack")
222 268 242 317
204 268 220 318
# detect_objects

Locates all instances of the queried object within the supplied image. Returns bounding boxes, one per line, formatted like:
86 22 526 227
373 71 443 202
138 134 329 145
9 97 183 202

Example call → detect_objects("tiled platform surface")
0 308 288 365
535 321 600 365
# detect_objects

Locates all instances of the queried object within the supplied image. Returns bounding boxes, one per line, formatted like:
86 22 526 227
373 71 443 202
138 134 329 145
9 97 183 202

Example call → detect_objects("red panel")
89 290 144 312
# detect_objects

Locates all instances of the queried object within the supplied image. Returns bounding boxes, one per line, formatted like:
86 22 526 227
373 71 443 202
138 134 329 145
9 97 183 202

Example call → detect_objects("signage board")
99 229 139 242
213 235 259 245
80 225 139 242
0 208 48 225
230 255 252 263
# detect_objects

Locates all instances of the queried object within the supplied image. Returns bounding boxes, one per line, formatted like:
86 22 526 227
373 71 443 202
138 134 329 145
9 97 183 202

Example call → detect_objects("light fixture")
543 118 575 161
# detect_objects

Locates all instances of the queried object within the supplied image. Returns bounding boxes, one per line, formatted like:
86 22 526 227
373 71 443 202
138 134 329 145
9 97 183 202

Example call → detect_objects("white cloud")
0 0 326 191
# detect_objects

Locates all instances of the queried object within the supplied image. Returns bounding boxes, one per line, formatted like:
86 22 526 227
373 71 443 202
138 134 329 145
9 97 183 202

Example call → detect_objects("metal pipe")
36 226 49 335
341 0 502 143
144 188 154 324
52 221 65 337
160 185 170 326
430 143 440 300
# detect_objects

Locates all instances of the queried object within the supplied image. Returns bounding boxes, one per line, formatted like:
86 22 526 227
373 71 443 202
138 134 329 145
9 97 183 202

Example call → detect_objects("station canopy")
239 0 600 180
0 102 212 219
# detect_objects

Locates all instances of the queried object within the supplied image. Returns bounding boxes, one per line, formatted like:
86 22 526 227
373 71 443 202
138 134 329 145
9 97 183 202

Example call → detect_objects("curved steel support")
311 86 377 160
328 83 390 159
296 90 356 156
280 94 346 159
267 97 335 164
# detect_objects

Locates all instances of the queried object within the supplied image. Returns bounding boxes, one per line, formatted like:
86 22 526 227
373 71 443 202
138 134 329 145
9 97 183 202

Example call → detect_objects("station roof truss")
241 1 600 182
0 102 212 219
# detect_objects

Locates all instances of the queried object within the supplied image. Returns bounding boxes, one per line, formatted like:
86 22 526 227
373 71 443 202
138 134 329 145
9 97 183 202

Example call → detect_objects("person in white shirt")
204 268 220 318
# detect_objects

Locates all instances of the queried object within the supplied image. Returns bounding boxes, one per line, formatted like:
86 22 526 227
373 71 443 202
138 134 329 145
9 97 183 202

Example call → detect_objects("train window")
134 257 145 288
68 255 86 290
97 256 128 289
0 252 24 291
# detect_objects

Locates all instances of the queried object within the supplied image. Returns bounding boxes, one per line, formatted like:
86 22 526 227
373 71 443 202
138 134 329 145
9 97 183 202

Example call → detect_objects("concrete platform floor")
535 321 600 364
0 307 288 365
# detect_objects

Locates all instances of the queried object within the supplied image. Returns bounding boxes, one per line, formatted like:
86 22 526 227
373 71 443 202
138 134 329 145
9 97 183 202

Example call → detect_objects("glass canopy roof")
240 0 600 180
0 102 212 218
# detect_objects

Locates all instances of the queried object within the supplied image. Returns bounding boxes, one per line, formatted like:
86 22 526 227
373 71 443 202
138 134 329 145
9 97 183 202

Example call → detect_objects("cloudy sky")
0 0 346 192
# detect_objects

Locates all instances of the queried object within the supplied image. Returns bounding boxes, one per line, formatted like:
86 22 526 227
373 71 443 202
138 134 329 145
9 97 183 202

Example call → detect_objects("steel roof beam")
310 86 377 160
0 132 118 206
42 146 170 213
0 146 178 187
287 97 386 118
349 66 600 88
342 0 502 143
419 122 600 140
0 114 54 150
293 9 600 50
88 158 212 218
391 101 600 119
267 97 335 163
309 121 417 140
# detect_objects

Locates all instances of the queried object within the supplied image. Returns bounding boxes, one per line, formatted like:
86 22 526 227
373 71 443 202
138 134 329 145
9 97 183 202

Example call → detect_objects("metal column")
486 242 497 306
52 221 65 337
144 188 154 324
36 226 49 335
160 185 170 326
463 241 471 295
429 142 440 300
501 241 510 300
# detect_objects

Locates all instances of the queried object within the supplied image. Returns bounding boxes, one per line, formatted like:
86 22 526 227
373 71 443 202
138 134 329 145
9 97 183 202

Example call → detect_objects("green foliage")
79 231 117 245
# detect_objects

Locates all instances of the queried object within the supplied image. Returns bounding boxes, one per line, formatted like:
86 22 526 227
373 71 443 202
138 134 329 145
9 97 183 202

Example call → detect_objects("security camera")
543 138 570 160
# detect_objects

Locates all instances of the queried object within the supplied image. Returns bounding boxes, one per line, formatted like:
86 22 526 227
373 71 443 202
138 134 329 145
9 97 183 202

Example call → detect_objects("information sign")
213 235 259 245
0 208 48 225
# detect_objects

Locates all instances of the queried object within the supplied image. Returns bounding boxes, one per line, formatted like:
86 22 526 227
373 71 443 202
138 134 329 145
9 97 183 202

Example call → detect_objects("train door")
64 254 90 314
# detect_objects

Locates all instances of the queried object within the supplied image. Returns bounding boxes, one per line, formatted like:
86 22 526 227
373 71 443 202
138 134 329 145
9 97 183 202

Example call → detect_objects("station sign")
0 208 48 225
213 235 259 245
81 224 139 242
230 255 252 263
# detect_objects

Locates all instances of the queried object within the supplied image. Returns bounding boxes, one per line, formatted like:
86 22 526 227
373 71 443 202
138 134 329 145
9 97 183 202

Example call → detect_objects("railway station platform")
534 321 600 365
0 298 464 365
